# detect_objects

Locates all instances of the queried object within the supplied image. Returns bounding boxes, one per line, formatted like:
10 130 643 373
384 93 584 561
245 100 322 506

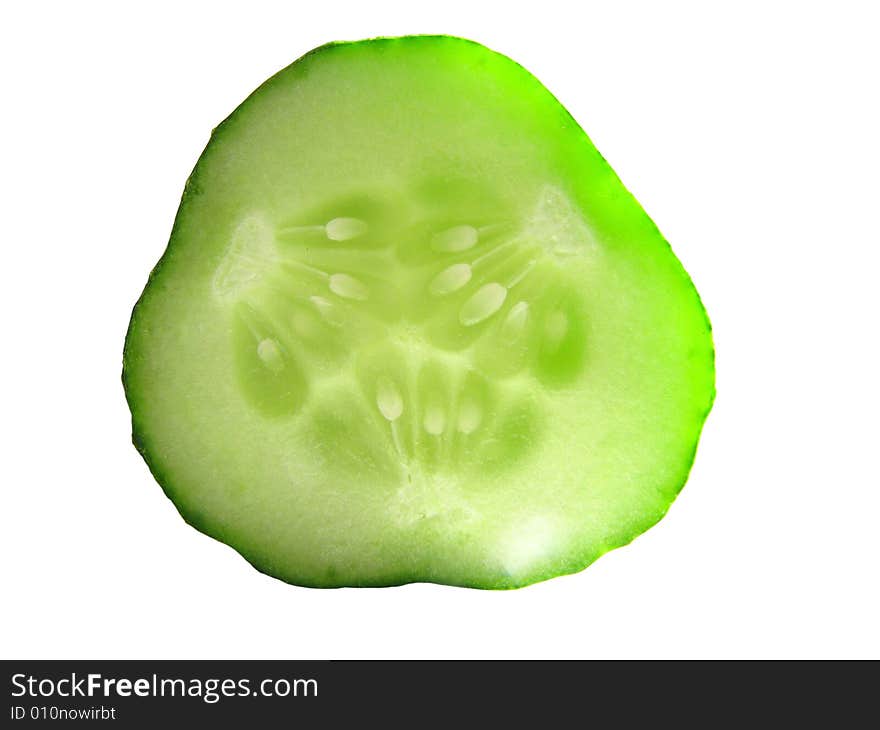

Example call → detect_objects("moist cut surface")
123 36 715 588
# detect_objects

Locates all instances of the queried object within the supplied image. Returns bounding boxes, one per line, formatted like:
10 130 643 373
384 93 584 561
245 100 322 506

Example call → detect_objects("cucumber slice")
123 36 715 589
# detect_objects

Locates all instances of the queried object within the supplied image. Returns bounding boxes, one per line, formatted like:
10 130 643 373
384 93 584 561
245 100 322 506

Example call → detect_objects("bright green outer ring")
123 35 716 589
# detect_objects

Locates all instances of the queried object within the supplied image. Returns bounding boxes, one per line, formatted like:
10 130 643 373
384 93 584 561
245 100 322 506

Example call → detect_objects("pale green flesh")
124 37 715 588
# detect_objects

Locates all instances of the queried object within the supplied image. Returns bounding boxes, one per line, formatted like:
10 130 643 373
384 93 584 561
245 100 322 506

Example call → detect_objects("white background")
2 1 878 659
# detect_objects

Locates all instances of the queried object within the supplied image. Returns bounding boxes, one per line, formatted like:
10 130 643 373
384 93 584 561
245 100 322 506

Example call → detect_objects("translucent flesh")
123 36 715 588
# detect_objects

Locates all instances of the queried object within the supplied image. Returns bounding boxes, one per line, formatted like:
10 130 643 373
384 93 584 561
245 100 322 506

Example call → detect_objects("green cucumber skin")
123 35 715 590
